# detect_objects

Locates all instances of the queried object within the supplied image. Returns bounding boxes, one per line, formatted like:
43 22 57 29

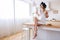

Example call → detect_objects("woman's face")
40 5 44 11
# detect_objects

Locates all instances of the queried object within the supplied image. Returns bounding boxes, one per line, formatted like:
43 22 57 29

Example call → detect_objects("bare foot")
33 33 37 39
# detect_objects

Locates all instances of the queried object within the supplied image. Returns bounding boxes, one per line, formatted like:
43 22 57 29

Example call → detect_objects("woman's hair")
40 2 47 8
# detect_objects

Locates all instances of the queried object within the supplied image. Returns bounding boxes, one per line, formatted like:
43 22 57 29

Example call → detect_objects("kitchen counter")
22 22 60 31
22 22 60 40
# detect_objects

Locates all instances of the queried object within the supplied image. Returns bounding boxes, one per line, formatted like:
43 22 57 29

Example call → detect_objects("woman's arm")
36 8 40 16
45 11 49 18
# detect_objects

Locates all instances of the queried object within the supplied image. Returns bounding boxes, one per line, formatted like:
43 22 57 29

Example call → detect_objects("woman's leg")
33 17 38 39
33 17 43 39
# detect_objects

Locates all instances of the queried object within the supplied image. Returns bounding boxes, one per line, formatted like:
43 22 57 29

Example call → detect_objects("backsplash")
48 11 60 20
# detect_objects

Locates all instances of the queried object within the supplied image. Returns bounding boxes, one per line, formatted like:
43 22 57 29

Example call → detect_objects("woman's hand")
46 15 49 18
33 32 37 39
45 11 49 18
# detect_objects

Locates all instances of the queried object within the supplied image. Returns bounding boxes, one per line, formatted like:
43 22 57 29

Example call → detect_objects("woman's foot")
33 32 37 39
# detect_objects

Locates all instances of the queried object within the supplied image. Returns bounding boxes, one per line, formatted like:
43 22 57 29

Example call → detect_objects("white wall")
48 0 60 20
48 11 60 20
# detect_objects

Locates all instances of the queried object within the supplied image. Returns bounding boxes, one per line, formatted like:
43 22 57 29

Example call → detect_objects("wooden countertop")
22 23 60 31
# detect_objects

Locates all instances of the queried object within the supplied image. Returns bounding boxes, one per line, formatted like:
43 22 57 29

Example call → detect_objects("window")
15 0 30 19
0 0 14 20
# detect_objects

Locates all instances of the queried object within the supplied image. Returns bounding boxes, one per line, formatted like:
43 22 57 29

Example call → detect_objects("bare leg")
33 17 38 39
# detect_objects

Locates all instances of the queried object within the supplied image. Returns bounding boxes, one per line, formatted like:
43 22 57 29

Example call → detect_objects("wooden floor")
0 30 27 40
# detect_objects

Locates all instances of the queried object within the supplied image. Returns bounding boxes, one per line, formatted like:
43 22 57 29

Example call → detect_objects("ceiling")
20 0 60 3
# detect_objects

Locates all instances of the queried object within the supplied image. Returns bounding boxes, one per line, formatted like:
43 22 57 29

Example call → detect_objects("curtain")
0 0 14 38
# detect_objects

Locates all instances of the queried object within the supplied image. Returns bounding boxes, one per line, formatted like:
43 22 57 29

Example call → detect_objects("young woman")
33 2 49 40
